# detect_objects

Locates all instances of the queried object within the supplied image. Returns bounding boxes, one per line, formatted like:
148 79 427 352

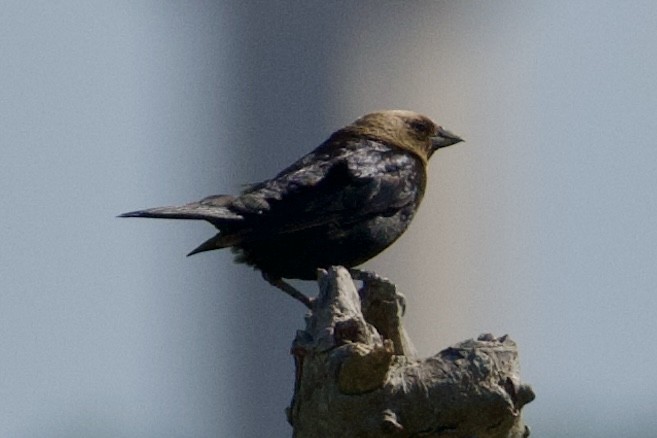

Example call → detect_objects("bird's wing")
231 142 424 236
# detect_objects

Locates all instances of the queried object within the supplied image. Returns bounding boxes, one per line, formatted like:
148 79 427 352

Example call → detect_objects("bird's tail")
119 195 246 256
186 232 241 256
118 195 243 224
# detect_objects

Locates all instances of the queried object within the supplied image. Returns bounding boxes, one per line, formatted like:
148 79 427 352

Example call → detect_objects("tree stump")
287 266 534 437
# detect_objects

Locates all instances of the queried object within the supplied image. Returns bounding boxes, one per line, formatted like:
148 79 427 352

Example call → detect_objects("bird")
119 110 463 308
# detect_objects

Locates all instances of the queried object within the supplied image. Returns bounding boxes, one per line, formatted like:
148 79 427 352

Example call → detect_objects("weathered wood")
288 267 534 437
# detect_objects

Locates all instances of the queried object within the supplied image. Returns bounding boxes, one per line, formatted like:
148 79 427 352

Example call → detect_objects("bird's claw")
348 268 395 288
349 268 406 315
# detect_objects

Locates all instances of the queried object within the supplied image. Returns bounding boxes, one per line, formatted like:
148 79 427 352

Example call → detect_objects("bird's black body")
120 110 462 303
225 137 427 279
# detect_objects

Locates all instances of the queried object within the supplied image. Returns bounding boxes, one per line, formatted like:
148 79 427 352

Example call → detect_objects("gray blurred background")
2 1 657 436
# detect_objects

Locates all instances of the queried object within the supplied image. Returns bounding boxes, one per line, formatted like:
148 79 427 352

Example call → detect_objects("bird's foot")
262 273 314 309
348 268 391 285
348 268 406 315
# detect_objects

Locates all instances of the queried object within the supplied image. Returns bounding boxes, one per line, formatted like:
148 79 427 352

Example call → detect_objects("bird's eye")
410 120 431 135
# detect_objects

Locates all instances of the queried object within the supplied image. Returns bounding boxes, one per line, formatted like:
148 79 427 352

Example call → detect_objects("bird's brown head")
346 110 463 163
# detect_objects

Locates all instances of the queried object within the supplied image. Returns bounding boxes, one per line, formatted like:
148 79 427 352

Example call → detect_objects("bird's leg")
262 273 314 309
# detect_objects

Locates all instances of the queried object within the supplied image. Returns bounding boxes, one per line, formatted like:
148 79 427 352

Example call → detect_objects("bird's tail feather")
119 196 246 256
118 203 243 224
186 232 241 256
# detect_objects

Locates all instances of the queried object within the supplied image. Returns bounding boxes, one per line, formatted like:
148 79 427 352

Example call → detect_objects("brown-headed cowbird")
120 110 462 307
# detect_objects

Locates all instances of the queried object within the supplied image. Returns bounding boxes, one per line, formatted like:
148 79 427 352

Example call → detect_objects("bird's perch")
287 267 535 437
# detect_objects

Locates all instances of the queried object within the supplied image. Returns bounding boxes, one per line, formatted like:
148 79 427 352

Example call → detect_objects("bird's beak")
431 127 464 151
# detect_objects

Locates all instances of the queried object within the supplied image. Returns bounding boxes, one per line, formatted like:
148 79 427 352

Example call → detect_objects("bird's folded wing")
233 149 420 236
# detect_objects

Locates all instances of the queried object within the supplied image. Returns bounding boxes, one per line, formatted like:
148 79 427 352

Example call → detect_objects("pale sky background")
2 1 657 437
